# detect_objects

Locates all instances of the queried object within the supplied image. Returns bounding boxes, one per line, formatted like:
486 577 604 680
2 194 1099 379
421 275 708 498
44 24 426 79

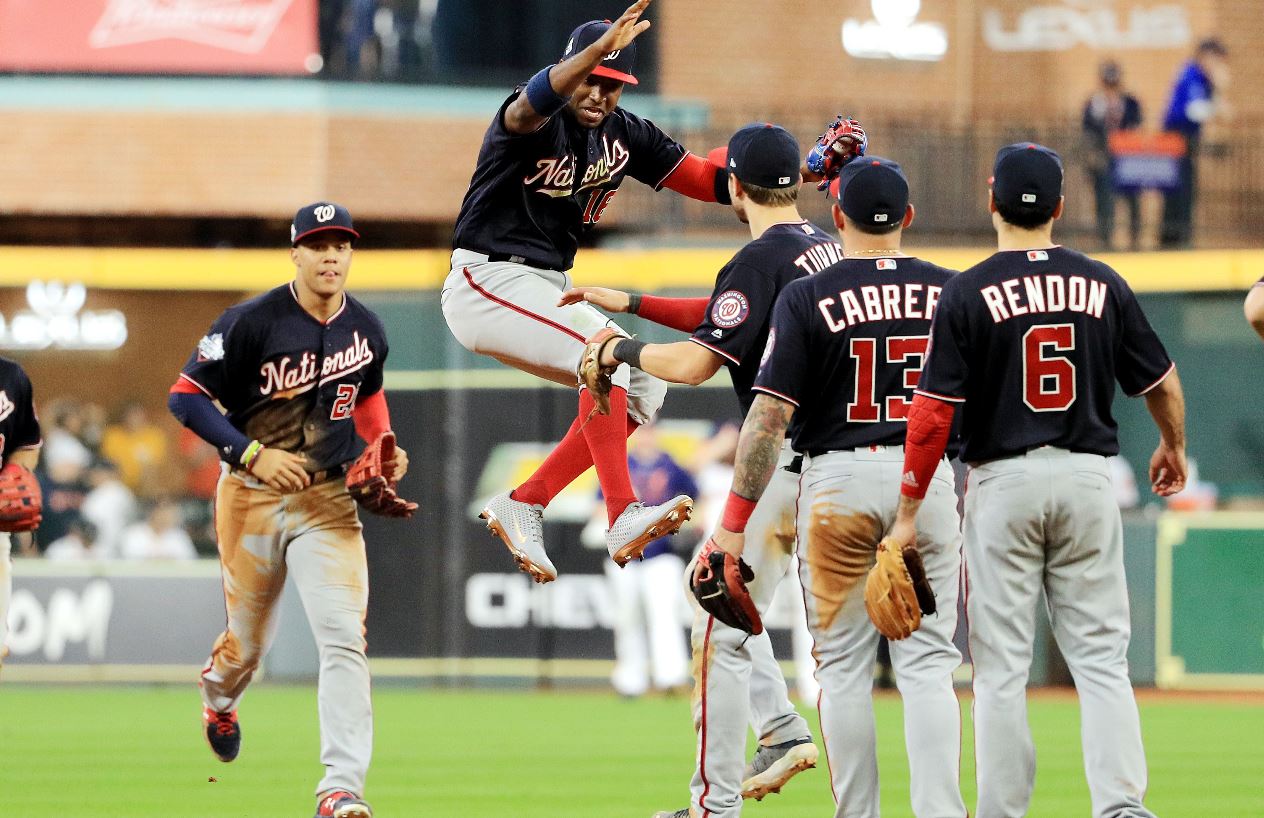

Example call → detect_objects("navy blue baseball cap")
837 157 909 227
990 143 1063 219
562 20 638 85
725 123 801 189
291 201 359 246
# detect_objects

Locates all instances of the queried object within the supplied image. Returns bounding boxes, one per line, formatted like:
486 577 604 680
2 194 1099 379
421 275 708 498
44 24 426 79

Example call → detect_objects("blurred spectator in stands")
43 519 101 562
118 499 197 561
345 0 380 76
584 425 694 697
80 460 137 559
1161 38 1230 248
78 402 106 454
100 401 169 498
178 427 221 502
1082 60 1142 250
40 398 92 472
36 459 88 553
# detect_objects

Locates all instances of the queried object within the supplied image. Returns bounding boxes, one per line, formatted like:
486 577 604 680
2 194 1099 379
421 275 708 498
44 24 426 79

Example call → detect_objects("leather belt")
483 251 561 272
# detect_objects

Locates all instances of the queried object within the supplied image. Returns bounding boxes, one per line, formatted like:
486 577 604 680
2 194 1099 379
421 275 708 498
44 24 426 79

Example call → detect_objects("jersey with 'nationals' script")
691 220 843 419
753 256 955 455
916 246 1173 463
178 283 388 471
452 90 687 272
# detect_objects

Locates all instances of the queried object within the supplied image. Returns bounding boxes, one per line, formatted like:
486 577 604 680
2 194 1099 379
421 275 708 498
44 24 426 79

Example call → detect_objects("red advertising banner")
0 0 319 75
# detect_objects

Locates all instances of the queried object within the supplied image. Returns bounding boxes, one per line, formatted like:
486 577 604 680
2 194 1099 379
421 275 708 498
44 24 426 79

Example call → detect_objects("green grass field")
2 685 1261 817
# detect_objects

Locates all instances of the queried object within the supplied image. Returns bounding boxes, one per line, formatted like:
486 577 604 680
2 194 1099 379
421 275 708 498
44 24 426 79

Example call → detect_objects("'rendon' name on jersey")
980 273 1108 324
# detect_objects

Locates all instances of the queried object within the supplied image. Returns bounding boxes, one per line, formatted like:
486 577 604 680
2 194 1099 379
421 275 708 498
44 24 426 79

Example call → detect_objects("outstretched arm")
559 286 710 333
504 0 652 134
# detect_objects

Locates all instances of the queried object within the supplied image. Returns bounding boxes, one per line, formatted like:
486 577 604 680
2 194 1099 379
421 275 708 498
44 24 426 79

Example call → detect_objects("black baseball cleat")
202 706 241 763
315 790 373 818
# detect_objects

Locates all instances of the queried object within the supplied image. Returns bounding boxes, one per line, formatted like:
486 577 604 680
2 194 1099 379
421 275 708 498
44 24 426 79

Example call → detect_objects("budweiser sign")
90 0 295 53
0 0 318 74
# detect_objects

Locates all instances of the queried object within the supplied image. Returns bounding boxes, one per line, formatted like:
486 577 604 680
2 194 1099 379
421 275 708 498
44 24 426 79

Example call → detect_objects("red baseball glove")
346 432 417 518
0 462 42 533
806 115 868 190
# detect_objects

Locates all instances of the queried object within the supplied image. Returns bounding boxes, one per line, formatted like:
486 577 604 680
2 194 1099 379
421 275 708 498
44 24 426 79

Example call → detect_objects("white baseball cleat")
741 736 818 800
606 495 694 567
479 491 556 583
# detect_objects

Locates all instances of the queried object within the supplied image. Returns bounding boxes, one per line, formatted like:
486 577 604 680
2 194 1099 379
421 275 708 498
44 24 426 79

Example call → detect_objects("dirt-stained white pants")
201 471 371 798
798 448 966 818
688 445 813 817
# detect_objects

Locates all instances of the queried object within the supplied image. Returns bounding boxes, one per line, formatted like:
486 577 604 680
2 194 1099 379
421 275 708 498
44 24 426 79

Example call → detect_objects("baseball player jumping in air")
0 356 43 675
442 0 852 583
883 144 1187 818
168 203 416 818
569 122 869 818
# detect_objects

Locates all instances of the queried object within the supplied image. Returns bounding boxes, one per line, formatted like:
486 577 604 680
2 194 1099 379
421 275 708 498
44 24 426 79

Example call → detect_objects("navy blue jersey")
0 357 42 459
691 221 843 418
753 256 955 455
179 283 388 472
452 90 688 272
917 246 1173 463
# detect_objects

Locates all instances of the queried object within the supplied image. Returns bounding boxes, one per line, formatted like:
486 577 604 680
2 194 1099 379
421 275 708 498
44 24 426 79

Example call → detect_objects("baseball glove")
0 462 41 533
690 538 763 635
346 431 417 518
806 115 868 190
577 328 621 417
864 540 936 640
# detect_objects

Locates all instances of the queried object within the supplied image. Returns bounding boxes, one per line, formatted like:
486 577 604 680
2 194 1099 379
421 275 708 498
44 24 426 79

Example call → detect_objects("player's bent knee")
626 369 667 425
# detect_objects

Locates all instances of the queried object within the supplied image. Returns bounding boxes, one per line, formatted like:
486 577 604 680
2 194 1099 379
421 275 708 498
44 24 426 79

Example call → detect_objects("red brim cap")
591 65 638 85
292 226 360 246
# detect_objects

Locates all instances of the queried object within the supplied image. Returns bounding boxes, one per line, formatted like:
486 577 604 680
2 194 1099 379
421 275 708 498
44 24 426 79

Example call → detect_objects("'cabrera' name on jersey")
178 283 388 472
753 256 955 456
690 220 842 417
452 89 688 272
0 357 41 459
917 246 1173 463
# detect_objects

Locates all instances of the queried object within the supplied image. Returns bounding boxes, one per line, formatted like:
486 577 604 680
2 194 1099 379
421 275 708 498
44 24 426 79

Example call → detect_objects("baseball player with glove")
681 157 967 818
0 357 43 673
443 0 854 583
884 143 1186 818
565 121 868 817
168 202 415 818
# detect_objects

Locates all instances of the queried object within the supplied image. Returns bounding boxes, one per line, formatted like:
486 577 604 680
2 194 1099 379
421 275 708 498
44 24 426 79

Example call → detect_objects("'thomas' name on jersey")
753 255 956 456
916 246 1173 464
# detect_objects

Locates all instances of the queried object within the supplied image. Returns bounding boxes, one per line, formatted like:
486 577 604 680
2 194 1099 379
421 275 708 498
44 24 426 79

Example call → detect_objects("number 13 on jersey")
847 335 929 423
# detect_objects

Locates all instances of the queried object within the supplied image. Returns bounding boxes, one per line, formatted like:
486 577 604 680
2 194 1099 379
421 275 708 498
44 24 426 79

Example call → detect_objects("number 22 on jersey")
847 335 928 422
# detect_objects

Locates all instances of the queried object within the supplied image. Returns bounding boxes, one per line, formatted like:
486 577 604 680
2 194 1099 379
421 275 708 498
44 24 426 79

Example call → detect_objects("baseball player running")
442 0 854 583
0 357 43 673
678 157 966 818
568 122 869 818
883 143 1187 818
168 203 416 818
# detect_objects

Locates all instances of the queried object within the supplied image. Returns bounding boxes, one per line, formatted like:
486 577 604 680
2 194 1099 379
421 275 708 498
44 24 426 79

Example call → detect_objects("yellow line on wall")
1 245 1261 293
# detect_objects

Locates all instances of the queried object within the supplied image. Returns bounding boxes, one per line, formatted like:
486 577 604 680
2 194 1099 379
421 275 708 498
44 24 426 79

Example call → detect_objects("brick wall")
0 0 1258 227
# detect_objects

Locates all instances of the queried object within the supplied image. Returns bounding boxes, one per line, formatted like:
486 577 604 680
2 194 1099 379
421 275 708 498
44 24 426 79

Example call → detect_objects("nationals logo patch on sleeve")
711 290 750 328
